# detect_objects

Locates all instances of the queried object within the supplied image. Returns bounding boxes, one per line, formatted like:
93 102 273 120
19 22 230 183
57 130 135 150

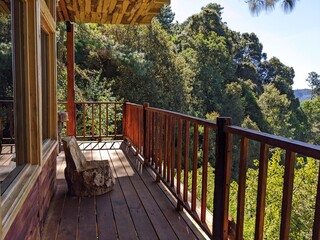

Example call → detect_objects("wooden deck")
42 141 208 240
0 144 16 182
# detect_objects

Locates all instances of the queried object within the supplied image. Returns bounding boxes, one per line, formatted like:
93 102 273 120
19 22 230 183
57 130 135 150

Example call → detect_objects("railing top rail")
58 101 123 104
147 106 217 130
0 100 14 103
125 102 144 108
226 125 320 159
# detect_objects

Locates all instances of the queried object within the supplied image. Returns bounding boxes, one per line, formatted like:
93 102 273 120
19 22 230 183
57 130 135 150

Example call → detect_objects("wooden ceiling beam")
59 0 70 21
0 0 10 14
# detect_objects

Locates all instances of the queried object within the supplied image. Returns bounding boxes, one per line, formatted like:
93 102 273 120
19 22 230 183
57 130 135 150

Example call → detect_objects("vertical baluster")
236 137 249 240
164 115 169 180
177 119 182 197
99 103 102 139
183 121 190 203
106 103 109 137
139 107 142 153
91 103 94 138
156 112 161 172
191 123 199 212
159 114 163 177
201 126 209 223
170 117 175 188
280 151 296 240
143 103 150 161
254 143 269 240
167 115 172 183
136 107 139 151
82 103 86 137
9 103 13 140
151 112 155 166
114 103 117 138
122 102 126 138
313 161 320 240
0 102 2 140
154 112 158 168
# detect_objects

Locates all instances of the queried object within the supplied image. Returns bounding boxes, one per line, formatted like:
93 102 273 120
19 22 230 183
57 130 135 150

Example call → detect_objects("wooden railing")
123 102 320 239
0 100 14 142
58 101 123 140
224 125 320 240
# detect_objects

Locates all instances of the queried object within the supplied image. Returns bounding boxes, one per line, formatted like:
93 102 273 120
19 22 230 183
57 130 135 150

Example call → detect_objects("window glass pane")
41 29 50 141
0 11 19 190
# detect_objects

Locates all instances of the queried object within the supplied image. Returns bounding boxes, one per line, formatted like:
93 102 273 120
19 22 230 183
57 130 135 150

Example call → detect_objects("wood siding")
4 150 57 240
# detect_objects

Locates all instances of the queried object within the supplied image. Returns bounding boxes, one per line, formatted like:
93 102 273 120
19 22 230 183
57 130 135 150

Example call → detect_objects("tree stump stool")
62 136 115 197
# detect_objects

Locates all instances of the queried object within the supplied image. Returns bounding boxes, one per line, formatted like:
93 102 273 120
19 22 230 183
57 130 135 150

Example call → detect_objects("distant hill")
294 89 312 103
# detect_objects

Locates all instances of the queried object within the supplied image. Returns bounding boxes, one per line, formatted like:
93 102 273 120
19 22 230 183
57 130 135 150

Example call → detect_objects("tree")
301 97 320 145
155 4 175 33
306 71 320 98
258 84 293 138
0 13 12 98
246 0 297 15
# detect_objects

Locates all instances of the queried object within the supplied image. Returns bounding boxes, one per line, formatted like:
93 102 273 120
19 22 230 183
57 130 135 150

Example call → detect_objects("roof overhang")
0 0 170 25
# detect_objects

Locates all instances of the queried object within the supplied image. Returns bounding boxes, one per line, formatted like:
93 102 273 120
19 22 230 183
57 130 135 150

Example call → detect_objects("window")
41 29 50 141
0 10 20 193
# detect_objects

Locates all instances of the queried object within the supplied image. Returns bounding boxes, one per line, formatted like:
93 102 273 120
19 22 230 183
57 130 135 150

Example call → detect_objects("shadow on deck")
42 141 208 240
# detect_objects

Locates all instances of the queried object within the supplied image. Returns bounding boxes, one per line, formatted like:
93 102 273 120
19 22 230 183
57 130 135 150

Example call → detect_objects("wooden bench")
62 136 115 197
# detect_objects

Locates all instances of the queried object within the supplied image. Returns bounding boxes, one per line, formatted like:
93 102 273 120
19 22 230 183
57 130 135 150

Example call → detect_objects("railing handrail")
58 101 122 104
147 106 218 130
225 125 320 159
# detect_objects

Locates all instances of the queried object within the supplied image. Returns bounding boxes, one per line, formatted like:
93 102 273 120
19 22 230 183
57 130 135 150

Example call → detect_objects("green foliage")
306 71 320 98
229 149 319 239
0 13 12 98
246 0 297 15
258 84 293 138
155 4 175 34
184 149 319 239
301 97 320 145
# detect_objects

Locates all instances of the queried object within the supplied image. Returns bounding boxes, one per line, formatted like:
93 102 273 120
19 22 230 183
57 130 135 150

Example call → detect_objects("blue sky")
171 0 320 89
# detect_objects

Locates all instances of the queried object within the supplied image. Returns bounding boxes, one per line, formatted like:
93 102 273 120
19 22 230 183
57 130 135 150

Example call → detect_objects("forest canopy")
53 3 319 145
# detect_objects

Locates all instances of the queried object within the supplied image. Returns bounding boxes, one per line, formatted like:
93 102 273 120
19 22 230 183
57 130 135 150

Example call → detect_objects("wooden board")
56 0 169 25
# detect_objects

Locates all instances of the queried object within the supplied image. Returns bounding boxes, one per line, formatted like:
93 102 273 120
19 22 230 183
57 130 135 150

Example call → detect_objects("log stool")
62 136 115 197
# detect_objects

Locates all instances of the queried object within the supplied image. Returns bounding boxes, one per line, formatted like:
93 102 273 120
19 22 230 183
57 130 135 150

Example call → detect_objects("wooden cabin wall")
4 150 57 240
1 0 58 238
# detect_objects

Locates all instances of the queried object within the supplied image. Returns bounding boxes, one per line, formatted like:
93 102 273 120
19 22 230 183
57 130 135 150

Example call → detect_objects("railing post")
143 102 150 165
66 21 76 136
122 101 127 139
213 117 232 240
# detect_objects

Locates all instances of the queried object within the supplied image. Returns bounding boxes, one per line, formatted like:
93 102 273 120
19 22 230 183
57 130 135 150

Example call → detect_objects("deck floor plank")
118 148 202 240
121 146 210 239
113 149 180 240
108 150 159 240
78 197 97 240
96 194 118 240
42 183 68 240
108 151 138 240
56 195 79 240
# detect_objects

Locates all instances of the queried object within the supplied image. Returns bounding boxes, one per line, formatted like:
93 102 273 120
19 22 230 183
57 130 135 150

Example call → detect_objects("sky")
171 0 320 89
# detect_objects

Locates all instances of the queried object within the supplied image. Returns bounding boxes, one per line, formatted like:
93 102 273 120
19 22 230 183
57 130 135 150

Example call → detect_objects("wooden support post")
66 21 76 136
122 101 127 138
143 102 150 165
213 117 232 240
